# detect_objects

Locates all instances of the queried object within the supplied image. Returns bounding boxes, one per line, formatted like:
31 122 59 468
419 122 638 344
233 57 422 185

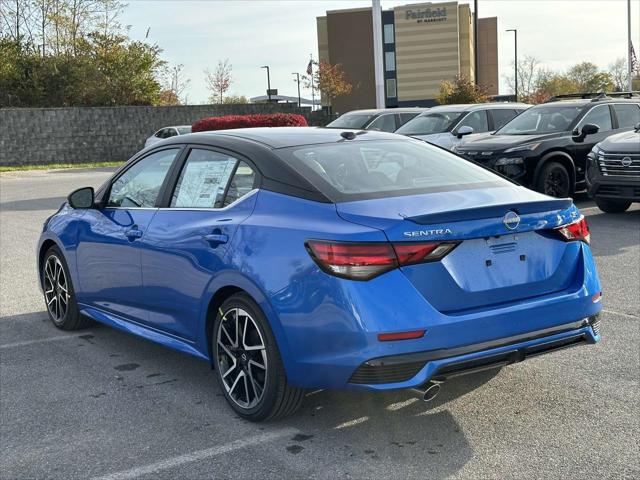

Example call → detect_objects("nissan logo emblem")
503 211 520 230
621 156 632 167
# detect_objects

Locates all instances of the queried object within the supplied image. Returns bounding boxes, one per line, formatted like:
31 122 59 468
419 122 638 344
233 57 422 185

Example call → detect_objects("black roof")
167 126 402 149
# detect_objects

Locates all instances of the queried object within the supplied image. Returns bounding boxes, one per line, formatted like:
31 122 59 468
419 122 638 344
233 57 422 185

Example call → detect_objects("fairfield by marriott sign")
405 5 448 23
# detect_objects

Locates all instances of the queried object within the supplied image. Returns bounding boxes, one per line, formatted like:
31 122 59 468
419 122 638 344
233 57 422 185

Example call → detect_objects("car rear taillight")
305 240 459 280
554 217 590 245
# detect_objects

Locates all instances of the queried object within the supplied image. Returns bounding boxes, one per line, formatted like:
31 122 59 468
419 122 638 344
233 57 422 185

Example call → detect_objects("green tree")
437 75 488 104
222 95 249 104
566 62 614 92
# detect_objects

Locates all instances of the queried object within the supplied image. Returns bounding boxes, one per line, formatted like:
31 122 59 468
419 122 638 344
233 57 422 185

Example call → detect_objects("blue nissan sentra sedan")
37 127 602 421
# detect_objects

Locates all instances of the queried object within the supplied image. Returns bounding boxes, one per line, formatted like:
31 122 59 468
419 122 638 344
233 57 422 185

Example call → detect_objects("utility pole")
372 0 385 108
474 0 479 85
309 54 315 111
261 65 271 102
506 29 518 101
628 0 633 91
292 72 301 107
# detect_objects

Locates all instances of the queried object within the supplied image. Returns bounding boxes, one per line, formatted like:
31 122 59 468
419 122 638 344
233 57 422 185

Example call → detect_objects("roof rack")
546 91 640 102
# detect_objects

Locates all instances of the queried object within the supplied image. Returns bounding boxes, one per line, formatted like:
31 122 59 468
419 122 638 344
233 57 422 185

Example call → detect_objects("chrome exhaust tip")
410 380 442 402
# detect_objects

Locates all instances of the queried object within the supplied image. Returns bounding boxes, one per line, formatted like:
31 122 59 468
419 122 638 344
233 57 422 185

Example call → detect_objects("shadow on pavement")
0 196 65 212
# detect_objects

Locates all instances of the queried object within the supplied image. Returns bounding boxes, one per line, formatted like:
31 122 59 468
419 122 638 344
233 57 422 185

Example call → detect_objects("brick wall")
0 104 329 166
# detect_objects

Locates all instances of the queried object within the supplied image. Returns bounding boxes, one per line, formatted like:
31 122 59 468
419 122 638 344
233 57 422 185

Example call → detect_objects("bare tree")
608 58 628 91
204 59 232 104
160 63 191 104
505 55 545 98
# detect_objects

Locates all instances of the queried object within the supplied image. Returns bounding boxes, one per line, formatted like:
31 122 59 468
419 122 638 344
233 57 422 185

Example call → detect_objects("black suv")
453 93 640 197
585 124 640 212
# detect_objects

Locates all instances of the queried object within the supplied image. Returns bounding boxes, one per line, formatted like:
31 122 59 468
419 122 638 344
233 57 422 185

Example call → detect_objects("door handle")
203 233 228 246
124 228 143 240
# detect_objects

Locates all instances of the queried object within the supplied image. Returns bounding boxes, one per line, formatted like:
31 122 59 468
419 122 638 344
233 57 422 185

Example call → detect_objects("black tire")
595 198 631 213
536 161 573 198
212 293 304 421
41 246 92 330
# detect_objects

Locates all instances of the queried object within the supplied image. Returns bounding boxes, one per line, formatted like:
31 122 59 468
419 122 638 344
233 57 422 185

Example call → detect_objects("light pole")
506 29 518 101
628 0 633 91
261 65 271 103
292 73 301 107
474 0 478 85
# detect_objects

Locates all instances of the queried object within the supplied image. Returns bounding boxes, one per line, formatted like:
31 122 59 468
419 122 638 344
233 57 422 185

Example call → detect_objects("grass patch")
0 161 123 173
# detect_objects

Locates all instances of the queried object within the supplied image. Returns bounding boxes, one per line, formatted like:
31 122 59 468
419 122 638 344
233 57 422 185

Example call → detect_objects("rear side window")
613 104 640 128
326 114 375 129
282 140 510 202
398 113 419 125
108 149 179 208
223 162 256 206
171 149 237 208
490 109 518 130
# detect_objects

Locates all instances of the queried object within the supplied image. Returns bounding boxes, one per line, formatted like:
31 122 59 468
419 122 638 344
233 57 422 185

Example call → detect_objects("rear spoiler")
405 198 573 225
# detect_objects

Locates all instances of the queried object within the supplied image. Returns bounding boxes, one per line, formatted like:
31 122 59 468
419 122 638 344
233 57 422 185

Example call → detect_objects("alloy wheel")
544 168 569 197
44 255 69 322
216 308 268 409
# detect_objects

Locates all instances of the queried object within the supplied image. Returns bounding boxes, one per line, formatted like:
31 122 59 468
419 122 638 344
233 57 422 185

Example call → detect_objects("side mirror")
456 125 474 139
580 123 599 136
67 187 94 209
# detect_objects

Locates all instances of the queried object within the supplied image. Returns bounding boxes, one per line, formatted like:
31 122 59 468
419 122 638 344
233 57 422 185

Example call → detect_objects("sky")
121 0 640 104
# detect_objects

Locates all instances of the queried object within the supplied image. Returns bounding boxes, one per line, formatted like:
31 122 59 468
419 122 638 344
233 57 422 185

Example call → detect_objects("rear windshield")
326 114 375 129
395 111 464 135
279 139 510 202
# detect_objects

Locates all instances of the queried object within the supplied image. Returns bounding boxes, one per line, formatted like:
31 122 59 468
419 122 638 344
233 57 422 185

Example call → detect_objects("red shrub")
192 113 308 132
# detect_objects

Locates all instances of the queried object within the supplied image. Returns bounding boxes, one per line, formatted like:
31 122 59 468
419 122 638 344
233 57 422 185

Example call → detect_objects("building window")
383 23 394 44
385 51 395 71
386 79 397 98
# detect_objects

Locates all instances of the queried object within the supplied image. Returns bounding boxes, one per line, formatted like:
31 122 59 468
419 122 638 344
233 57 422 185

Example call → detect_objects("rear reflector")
554 216 590 244
378 330 425 341
305 240 459 280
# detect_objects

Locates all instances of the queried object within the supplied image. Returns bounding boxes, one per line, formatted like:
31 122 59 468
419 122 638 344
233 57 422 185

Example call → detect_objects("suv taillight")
554 217 590 244
305 240 459 280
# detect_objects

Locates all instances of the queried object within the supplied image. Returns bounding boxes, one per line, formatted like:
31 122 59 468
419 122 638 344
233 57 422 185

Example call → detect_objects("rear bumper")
349 316 600 390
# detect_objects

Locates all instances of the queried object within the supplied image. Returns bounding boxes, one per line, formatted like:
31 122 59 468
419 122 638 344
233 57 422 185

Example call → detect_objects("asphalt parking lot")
1 168 638 480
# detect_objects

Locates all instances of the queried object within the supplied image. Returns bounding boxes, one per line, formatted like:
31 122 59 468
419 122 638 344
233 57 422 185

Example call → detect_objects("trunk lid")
336 185 582 313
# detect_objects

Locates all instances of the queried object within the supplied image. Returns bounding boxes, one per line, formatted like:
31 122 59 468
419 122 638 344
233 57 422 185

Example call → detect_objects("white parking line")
0 334 85 349
91 428 298 480
602 309 639 319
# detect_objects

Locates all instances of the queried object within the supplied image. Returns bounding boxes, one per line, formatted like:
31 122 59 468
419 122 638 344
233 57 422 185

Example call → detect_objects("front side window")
367 114 397 132
578 105 612 132
490 109 518 130
171 149 238 208
282 140 509 202
496 105 584 135
457 110 489 133
177 126 192 135
613 104 640 128
395 111 464 135
108 149 179 208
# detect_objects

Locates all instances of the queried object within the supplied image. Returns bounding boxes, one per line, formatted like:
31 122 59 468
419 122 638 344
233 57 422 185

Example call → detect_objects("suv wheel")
537 161 572 198
595 198 631 213
213 293 304 421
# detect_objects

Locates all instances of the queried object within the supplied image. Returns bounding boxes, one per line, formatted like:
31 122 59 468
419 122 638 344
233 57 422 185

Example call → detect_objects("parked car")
453 93 640 197
38 127 602 422
395 103 530 149
586 123 640 212
325 108 425 132
144 125 192 147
